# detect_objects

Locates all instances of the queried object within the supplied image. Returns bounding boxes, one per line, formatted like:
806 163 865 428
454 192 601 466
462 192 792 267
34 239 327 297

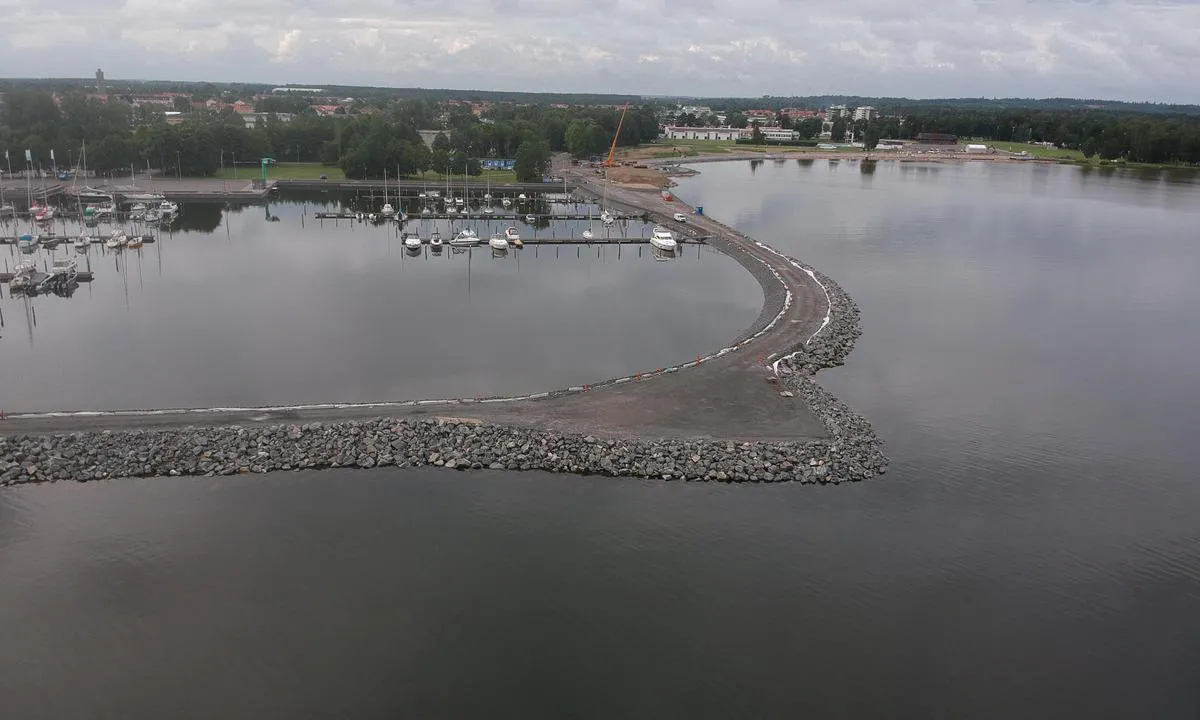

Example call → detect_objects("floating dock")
313 212 646 222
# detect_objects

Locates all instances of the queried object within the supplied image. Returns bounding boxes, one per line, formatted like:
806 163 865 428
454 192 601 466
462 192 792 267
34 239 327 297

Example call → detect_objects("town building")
852 106 877 122
827 105 849 119
678 105 713 117
915 132 959 145
662 126 741 141
95 68 105 94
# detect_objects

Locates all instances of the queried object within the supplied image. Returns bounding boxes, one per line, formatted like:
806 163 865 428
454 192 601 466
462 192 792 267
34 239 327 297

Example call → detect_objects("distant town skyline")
3 0 1200 104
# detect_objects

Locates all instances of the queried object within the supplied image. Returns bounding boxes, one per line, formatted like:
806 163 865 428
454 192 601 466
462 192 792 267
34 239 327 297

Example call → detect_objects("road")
2 159 832 443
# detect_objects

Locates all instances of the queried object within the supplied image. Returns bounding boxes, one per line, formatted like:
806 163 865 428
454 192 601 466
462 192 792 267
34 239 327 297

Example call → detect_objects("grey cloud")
2 0 1197 101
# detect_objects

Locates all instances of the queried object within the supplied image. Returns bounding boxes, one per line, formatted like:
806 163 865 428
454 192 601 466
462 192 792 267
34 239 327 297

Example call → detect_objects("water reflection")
0 192 760 412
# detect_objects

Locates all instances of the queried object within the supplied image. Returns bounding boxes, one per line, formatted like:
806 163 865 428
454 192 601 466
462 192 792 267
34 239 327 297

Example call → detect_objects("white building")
758 126 799 142
827 104 849 119
662 126 741 141
853 106 878 122
679 105 713 117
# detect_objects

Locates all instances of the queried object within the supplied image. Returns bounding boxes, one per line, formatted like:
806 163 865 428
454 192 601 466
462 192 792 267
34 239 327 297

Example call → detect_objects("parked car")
672 212 687 222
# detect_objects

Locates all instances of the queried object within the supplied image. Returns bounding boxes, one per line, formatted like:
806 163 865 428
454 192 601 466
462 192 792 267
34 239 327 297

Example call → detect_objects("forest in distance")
2 79 1199 184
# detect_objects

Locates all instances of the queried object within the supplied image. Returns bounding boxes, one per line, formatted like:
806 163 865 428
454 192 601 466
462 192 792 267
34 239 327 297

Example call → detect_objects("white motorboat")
33 205 54 222
420 207 431 217
127 233 144 249
447 206 457 216
525 214 536 223
0 204 15 216
18 233 38 249
430 231 443 252
504 226 521 245
484 206 494 214
49 257 78 282
9 261 37 290
105 230 127 249
381 203 395 217
581 228 594 241
501 197 512 208
600 210 615 225
489 233 510 251
159 200 180 215
454 197 464 206
145 209 163 223
450 229 480 247
74 234 90 250
650 225 678 252
418 191 427 199
518 193 527 200
403 233 423 250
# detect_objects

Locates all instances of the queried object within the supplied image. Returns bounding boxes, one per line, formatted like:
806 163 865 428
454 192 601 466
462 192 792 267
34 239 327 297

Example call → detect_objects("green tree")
514 139 550 182
831 119 846 142
863 123 881 150
750 125 765 145
727 112 748 129
432 132 450 151
565 119 606 158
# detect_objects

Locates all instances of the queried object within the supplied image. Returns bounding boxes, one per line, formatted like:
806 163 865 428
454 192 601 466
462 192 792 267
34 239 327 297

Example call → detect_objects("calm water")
0 192 759 412
3 162 1200 718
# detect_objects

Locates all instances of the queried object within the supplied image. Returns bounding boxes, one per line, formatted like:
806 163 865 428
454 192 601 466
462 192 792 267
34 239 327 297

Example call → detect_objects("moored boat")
650 225 678 252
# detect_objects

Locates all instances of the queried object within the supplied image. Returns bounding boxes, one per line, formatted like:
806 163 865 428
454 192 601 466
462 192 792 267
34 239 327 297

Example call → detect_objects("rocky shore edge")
1 240 886 488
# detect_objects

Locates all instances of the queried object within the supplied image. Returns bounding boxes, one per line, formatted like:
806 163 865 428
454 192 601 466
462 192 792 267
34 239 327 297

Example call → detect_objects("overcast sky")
4 0 1199 103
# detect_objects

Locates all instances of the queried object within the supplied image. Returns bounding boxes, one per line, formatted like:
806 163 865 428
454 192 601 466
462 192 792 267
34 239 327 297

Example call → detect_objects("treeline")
896 108 1200 164
0 90 658 183
698 95 1200 116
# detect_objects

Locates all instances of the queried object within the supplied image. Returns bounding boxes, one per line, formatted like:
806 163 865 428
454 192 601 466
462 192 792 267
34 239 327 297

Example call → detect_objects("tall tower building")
95 68 105 94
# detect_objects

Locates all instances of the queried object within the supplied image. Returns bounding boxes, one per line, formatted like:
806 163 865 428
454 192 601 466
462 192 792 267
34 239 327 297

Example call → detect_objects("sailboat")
599 169 614 225
582 202 595 240
380 168 395 217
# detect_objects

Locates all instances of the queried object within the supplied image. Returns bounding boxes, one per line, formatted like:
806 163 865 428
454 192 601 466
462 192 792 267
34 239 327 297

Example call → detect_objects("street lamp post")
175 150 181 180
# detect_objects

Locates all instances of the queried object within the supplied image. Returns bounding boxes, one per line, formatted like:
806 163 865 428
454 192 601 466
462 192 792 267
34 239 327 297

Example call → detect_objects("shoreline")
0 162 887 486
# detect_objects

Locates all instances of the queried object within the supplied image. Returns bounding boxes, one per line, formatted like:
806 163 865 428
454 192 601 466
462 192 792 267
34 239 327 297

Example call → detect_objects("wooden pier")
313 211 647 222
0 271 94 283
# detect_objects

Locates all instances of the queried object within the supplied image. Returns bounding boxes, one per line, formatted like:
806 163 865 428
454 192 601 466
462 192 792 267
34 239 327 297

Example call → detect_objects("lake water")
0 191 760 412
3 162 1200 718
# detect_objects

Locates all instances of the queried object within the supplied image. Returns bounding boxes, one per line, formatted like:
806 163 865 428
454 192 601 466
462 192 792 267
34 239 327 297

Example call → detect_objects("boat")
381 203 395 218
650 225 678 252
450 228 480 247
144 208 163 223
0 204 15 216
430 230 443 253
74 234 90 250
123 192 165 203
600 210 615 225
159 200 179 215
420 207 431 216
504 226 521 245
525 214 536 223
40 233 60 247
75 186 114 203
8 261 37 292
18 233 38 249
129 203 147 220
455 197 464 207
518 193 527 200
581 228 594 241
447 206 457 216
489 232 509 254
501 197 512 208
49 257 78 282
403 233 423 250
127 233 144 249
105 230 127 249
32 204 54 222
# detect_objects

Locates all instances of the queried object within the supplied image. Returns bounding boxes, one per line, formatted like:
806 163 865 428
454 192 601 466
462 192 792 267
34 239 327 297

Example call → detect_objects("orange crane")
603 102 631 167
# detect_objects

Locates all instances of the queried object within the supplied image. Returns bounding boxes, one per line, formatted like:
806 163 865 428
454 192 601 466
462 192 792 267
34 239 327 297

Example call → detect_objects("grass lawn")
983 141 1086 162
212 162 345 181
